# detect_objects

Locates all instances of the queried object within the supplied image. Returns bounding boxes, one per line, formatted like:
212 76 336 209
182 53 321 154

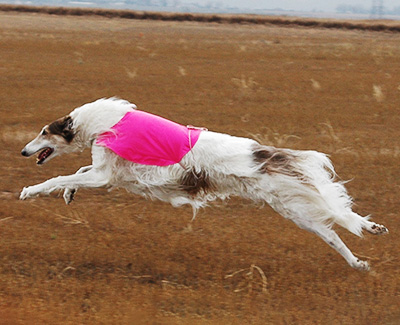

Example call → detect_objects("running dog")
20 98 388 270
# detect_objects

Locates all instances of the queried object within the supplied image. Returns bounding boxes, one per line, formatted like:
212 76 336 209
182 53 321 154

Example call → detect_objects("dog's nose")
21 149 29 157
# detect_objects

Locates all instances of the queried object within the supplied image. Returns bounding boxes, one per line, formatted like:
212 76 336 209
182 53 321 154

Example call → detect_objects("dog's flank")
252 144 301 178
180 168 213 195
19 98 388 271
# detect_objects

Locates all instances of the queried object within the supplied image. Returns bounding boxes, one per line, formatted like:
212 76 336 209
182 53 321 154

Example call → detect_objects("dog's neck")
69 98 136 151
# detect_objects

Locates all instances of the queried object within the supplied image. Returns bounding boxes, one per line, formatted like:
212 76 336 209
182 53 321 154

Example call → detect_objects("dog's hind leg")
63 165 93 204
315 227 369 271
334 210 389 236
290 218 370 271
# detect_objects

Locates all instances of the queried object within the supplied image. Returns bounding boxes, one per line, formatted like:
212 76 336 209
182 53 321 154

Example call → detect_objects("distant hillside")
1 4 400 32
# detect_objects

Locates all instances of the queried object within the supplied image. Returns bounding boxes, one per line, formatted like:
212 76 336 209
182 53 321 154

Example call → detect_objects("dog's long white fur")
20 98 388 271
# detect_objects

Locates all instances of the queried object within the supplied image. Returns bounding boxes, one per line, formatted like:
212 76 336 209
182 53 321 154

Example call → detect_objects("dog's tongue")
37 148 53 164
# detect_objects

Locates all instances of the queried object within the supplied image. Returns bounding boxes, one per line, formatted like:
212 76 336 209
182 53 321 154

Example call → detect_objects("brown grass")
1 10 400 324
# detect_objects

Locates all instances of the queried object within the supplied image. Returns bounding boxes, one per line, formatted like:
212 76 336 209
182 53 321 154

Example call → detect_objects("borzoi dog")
20 98 388 271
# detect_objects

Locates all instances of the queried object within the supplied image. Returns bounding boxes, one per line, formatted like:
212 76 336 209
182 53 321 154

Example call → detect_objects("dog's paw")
366 223 389 235
352 259 370 272
63 188 76 205
19 187 36 200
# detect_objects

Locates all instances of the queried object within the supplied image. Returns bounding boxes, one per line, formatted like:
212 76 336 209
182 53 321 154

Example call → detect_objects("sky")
185 0 397 12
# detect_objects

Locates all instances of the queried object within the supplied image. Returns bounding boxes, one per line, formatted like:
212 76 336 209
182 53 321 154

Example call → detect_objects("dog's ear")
62 116 74 142
48 116 75 143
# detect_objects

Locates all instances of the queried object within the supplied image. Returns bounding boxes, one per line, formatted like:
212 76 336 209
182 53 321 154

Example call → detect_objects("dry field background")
0 10 399 324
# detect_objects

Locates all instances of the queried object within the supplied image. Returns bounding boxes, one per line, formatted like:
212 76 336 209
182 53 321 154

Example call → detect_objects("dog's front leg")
20 169 108 200
63 165 93 204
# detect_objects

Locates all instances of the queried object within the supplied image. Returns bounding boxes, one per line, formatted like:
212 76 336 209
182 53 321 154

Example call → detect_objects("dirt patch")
0 11 399 324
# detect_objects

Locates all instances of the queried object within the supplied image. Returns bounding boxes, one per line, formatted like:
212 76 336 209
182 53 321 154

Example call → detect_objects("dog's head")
21 116 76 165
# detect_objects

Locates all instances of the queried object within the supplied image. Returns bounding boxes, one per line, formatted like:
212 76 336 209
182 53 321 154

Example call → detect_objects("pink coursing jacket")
96 110 204 166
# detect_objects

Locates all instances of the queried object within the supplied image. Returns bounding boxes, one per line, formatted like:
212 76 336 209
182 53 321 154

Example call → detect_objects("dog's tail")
254 146 367 236
296 150 369 235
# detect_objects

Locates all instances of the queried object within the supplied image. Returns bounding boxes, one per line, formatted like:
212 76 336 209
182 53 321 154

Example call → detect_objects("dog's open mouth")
36 147 54 165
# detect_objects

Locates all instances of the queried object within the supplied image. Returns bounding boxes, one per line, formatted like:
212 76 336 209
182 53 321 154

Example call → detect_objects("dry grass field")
0 9 399 324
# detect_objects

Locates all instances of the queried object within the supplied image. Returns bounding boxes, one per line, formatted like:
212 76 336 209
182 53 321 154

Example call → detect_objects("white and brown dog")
20 98 388 270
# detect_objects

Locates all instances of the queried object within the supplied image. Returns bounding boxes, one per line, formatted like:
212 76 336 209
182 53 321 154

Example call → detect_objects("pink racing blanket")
96 110 204 166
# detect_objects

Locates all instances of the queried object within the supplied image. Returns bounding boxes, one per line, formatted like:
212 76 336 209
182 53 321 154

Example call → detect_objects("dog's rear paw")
352 259 370 271
366 222 389 235
63 188 76 205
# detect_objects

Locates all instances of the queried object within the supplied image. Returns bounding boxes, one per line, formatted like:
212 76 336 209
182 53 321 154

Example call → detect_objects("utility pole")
371 0 384 19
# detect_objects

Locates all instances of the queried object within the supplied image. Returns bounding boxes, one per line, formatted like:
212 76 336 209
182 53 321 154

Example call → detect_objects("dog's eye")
41 129 48 136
